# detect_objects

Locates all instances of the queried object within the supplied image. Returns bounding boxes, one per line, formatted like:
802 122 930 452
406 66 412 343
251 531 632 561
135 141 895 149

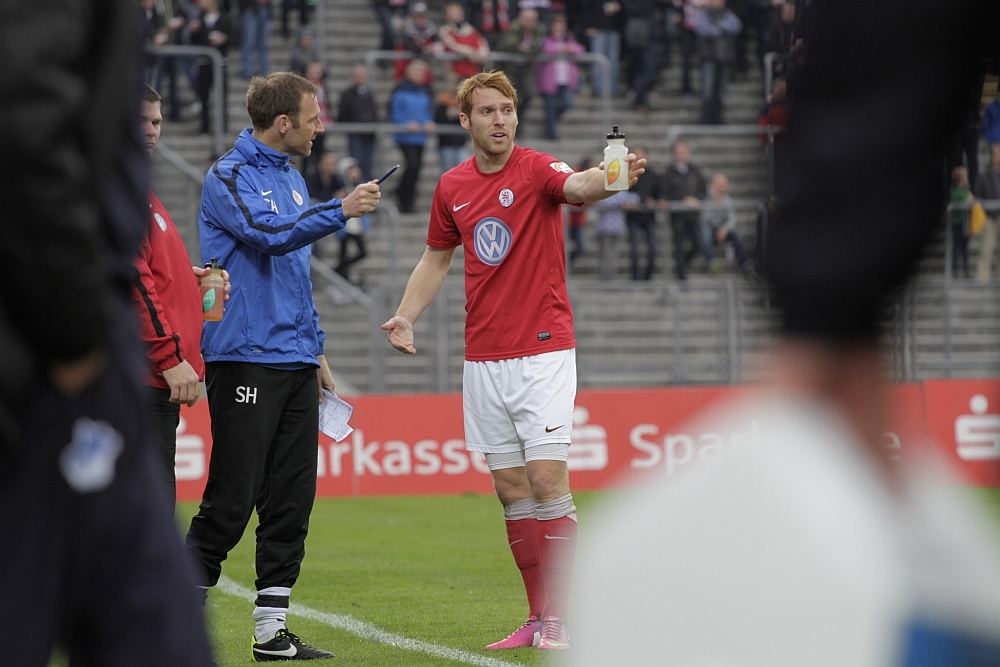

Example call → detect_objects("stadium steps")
152 0 996 392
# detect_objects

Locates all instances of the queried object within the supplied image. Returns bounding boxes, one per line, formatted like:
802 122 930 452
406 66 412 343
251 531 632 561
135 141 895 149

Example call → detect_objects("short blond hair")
456 71 518 116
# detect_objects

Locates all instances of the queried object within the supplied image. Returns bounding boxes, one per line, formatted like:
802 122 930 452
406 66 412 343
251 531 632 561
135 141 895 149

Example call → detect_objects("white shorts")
463 349 577 462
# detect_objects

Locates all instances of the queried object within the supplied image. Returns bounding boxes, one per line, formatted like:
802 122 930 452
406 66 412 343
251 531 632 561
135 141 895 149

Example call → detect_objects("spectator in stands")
141 0 186 122
746 0 780 70
518 0 553 26
701 173 753 276
949 166 973 279
289 27 320 76
765 1 796 78
983 88 1000 148
622 0 661 112
758 76 788 147
306 151 348 258
729 0 751 76
974 144 1000 282
140 0 168 83
662 140 707 282
281 0 312 40
495 8 547 115
596 190 639 280
566 156 596 271
435 85 470 173
307 151 348 203
536 13 586 140
338 64 379 181
373 0 408 51
397 2 438 82
336 158 372 285
301 61 333 176
390 58 435 213
583 0 625 97
948 83 983 194
693 0 742 124
188 0 232 135
438 3 490 81
677 0 699 96
627 145 663 280
468 0 514 46
239 0 272 80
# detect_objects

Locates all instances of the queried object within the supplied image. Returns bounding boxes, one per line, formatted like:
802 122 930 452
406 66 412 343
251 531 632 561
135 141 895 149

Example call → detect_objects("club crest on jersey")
549 161 574 174
474 217 513 266
154 212 168 232
499 188 514 207
292 189 304 205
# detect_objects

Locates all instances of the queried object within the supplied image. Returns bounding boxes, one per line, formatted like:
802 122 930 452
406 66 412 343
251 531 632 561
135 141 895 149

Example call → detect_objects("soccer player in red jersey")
382 70 645 650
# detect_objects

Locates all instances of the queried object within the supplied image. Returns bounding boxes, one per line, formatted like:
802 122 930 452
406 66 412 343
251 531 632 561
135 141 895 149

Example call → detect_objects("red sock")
537 514 578 620
505 518 545 619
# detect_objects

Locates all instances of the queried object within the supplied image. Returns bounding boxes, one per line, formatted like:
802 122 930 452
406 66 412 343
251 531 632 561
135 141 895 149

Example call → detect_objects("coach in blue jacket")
186 71 380 662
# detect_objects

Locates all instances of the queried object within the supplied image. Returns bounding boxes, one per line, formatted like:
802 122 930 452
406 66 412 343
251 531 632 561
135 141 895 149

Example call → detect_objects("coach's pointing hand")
341 182 381 218
382 316 417 354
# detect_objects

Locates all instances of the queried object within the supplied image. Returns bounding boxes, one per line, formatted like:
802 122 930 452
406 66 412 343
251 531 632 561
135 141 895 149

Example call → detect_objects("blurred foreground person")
571 1 1000 665
0 2 214 665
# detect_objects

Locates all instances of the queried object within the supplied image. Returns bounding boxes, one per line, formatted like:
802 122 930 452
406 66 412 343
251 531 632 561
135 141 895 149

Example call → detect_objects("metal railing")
763 51 779 98
363 50 613 133
145 45 227 157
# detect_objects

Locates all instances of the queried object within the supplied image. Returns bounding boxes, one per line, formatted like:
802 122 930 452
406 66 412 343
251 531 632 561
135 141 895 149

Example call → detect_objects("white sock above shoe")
253 586 291 642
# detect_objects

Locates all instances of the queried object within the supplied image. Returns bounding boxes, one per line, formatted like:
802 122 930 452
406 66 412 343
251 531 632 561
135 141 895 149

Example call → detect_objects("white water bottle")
603 125 629 191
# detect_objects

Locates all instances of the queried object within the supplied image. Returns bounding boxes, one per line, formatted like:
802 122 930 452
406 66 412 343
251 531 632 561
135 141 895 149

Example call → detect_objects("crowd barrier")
174 378 1000 501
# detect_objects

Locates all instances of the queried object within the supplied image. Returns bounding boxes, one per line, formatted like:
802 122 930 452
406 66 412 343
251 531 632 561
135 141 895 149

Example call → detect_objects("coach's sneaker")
252 628 334 661
485 616 541 649
537 616 569 650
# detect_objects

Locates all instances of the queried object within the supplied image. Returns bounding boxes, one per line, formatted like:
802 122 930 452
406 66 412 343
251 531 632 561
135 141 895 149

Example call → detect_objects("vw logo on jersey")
474 217 513 266
499 188 514 208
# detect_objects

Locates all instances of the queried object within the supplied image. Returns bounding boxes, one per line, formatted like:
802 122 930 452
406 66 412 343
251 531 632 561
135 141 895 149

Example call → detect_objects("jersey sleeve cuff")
426 237 461 249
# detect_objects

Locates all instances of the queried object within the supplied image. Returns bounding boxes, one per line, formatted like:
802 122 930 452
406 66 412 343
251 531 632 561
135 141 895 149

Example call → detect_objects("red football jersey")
427 145 577 361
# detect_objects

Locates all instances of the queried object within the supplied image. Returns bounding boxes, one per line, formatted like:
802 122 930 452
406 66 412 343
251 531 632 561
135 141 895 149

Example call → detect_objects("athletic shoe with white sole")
537 616 569 650
485 616 541 649
252 628 334 661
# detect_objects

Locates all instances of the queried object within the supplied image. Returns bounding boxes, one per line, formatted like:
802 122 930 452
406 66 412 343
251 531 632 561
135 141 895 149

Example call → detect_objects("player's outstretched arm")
382 245 456 354
563 155 647 204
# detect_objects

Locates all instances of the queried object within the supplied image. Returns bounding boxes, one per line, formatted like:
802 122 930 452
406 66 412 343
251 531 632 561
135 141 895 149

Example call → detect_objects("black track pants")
0 319 213 667
186 362 318 592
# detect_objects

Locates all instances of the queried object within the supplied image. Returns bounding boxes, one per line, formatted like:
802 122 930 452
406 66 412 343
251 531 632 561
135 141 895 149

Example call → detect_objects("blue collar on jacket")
234 128 292 171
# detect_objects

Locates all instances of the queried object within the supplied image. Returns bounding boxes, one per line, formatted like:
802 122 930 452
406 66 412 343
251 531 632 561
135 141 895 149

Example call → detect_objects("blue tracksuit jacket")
199 128 347 365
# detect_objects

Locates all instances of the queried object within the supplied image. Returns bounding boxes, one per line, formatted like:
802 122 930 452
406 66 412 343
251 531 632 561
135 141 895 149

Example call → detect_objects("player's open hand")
382 316 416 354
625 153 646 187
342 182 381 218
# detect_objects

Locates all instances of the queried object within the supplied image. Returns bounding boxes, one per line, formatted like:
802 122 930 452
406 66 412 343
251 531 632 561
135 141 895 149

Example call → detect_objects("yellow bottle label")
607 159 621 185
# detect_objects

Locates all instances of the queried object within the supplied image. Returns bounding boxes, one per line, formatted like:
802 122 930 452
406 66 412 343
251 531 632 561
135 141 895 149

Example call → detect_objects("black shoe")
252 629 334 661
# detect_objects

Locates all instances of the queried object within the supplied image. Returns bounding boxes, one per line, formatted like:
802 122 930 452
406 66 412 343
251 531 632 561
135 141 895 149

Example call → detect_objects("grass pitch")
177 492 607 666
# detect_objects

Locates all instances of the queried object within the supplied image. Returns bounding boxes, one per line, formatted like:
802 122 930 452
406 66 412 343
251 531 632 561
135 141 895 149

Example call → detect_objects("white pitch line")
216 576 524 667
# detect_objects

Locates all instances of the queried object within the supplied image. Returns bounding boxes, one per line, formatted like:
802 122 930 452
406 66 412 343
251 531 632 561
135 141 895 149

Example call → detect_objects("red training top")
131 192 206 389
427 145 576 361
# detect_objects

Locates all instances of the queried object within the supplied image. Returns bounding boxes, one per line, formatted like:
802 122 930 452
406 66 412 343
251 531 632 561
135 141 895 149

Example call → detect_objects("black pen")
376 165 400 184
